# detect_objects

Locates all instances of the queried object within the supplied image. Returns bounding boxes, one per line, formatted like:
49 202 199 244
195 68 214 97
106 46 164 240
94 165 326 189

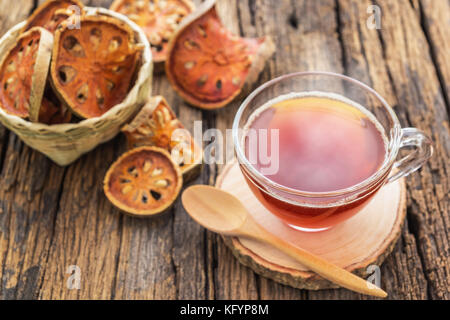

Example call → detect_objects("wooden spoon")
182 185 387 298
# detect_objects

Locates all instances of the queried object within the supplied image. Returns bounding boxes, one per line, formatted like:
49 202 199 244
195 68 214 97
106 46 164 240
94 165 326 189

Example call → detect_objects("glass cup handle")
387 127 433 183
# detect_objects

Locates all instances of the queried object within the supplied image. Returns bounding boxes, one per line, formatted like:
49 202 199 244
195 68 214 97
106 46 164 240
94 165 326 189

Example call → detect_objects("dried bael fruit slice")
110 0 194 63
122 96 202 182
23 0 84 34
50 15 143 119
165 0 275 109
0 27 53 121
104 146 183 216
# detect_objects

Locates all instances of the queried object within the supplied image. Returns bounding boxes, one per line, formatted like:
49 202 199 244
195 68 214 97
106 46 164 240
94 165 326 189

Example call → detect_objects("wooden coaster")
216 162 406 290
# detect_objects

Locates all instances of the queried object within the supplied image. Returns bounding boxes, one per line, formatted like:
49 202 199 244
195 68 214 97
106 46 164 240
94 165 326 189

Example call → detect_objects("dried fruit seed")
122 185 132 194
184 61 194 69
156 110 165 125
143 161 152 173
152 168 163 177
154 179 168 188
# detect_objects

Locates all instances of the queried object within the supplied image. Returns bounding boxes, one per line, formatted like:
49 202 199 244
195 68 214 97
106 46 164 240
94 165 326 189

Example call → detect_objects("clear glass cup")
233 71 433 232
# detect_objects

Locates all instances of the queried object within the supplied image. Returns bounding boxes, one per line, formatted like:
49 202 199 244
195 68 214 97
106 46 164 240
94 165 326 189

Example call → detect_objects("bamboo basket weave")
0 7 153 166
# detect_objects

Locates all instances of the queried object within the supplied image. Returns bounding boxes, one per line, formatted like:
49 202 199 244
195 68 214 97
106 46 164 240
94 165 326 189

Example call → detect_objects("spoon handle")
246 221 387 298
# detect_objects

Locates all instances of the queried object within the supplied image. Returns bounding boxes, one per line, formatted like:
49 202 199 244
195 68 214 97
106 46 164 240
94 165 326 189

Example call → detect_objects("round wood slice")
215 162 406 290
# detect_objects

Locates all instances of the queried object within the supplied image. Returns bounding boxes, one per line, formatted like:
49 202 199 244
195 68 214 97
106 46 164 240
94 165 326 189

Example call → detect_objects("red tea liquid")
243 93 388 230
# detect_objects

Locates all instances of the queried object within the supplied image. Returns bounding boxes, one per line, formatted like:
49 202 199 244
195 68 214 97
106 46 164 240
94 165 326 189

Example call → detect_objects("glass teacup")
233 71 433 232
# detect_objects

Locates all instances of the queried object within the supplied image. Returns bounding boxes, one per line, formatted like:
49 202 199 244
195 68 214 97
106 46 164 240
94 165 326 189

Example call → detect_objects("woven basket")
0 7 153 166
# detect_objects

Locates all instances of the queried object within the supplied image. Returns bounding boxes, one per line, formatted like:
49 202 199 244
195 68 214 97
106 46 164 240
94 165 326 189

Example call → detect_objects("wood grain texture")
372 0 450 300
416 0 450 114
0 0 448 300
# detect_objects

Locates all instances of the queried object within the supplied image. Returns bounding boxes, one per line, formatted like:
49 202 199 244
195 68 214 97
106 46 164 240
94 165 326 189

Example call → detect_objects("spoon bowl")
182 185 247 234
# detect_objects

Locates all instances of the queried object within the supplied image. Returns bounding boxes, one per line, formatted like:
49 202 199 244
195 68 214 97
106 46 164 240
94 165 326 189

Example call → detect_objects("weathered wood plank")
0 0 67 300
418 0 450 113
0 0 34 32
212 0 269 300
0 135 66 299
38 141 123 299
328 0 430 300
113 208 177 299
372 0 450 300
306 0 450 300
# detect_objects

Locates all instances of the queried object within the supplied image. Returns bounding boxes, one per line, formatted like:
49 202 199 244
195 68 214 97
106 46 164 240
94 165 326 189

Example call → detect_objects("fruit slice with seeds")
104 146 183 216
50 15 143 118
165 0 275 109
110 0 194 63
0 27 53 121
122 96 202 182
23 0 85 34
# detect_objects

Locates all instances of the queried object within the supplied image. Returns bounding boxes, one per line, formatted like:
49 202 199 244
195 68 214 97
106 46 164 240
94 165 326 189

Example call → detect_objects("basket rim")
0 6 152 132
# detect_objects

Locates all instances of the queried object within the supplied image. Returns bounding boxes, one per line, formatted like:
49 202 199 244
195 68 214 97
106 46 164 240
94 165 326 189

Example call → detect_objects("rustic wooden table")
0 0 448 300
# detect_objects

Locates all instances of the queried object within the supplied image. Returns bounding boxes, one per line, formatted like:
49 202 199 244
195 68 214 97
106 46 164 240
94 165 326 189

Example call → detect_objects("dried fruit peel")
110 0 194 63
50 15 143 119
23 0 85 34
0 27 53 121
122 96 202 182
165 0 275 109
104 146 183 216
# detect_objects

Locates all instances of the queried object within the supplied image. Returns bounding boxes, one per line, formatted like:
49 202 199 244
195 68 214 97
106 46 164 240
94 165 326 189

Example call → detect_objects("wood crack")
355 18 373 87
235 0 246 37
372 7 400 107
335 0 348 74
36 167 67 299
0 192 15 298
416 0 450 115
30 0 38 15
287 0 299 30
170 210 179 299
110 213 123 300
202 108 218 299
406 210 433 298
203 230 212 299
248 0 256 27
0 130 9 175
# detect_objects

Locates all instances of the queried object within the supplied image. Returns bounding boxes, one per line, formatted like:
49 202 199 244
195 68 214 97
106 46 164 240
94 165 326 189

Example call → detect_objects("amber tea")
243 92 388 230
